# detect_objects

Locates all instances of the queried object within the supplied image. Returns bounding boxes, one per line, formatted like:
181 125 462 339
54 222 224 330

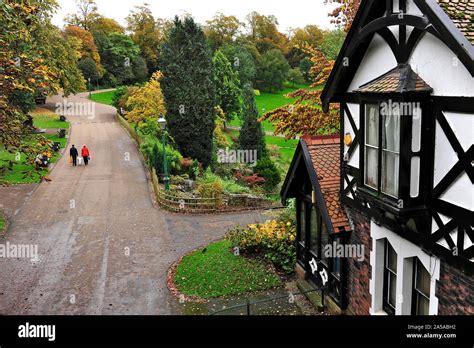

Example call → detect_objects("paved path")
0 92 269 315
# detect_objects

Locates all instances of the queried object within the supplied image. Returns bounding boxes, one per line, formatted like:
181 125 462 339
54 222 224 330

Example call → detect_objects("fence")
209 287 326 315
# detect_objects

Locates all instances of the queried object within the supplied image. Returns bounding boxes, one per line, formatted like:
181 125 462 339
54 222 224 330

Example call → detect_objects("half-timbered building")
282 0 473 315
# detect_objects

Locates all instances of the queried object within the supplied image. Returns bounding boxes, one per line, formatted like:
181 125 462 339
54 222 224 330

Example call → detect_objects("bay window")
364 103 401 198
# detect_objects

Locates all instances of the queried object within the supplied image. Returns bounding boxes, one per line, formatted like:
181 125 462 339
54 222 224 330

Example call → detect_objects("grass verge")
90 90 115 105
174 239 281 299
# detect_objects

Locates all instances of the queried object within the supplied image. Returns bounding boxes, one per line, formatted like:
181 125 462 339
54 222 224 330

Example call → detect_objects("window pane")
416 295 430 315
387 242 397 273
412 106 422 152
365 104 379 146
310 207 320 255
365 146 378 189
333 239 341 277
382 112 400 153
416 260 430 297
299 201 305 242
382 151 399 197
388 273 397 307
320 222 329 264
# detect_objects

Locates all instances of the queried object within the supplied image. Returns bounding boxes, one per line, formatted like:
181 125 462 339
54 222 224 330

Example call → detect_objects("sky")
52 0 340 33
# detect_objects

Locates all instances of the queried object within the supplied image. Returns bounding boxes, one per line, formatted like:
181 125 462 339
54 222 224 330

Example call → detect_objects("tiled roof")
355 64 433 94
301 135 352 233
437 0 474 44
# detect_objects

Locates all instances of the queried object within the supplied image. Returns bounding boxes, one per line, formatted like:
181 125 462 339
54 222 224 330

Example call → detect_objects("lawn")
0 112 69 184
89 90 115 105
174 239 281 299
0 213 6 233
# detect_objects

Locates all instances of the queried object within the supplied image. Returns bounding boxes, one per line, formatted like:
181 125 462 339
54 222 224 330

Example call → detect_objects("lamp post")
88 77 92 99
158 116 170 191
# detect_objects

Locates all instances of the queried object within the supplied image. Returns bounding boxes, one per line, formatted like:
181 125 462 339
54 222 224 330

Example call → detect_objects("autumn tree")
1 0 84 161
125 71 166 128
239 85 267 159
65 0 101 31
91 17 125 34
204 13 243 51
126 4 162 73
326 0 361 32
245 12 290 54
212 50 241 124
63 25 104 78
259 44 339 139
159 16 216 167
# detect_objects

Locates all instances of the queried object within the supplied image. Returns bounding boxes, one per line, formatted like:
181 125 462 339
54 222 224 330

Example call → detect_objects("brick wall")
346 207 372 315
437 262 474 315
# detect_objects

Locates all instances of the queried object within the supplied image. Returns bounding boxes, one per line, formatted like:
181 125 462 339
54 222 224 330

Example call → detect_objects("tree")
132 56 149 83
64 25 104 77
245 12 289 54
257 49 290 93
259 44 339 139
65 0 101 31
159 16 216 167
299 57 312 82
78 57 100 81
204 13 243 51
99 33 141 86
239 85 267 160
125 71 166 127
1 0 84 161
212 50 241 124
126 4 162 74
91 17 125 34
327 0 361 32
320 29 346 60
287 68 304 87
220 44 257 88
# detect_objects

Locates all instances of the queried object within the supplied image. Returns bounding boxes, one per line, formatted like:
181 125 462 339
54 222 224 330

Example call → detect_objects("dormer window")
355 64 433 212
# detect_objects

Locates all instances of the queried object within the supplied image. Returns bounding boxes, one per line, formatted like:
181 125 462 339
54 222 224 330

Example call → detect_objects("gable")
322 0 474 111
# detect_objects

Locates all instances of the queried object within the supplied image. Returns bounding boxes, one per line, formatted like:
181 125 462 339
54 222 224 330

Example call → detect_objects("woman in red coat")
81 145 90 166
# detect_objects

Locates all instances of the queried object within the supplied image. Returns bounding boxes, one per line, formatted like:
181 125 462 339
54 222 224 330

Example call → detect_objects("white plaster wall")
434 113 474 211
348 34 398 92
369 222 440 315
344 103 360 169
410 33 474 97
406 0 424 16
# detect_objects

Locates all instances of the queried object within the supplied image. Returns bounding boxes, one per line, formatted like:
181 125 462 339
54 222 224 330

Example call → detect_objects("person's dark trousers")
84 156 89 166
72 156 77 167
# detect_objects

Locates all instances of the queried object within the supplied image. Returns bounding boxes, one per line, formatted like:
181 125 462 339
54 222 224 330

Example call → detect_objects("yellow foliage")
125 71 166 126
213 106 230 147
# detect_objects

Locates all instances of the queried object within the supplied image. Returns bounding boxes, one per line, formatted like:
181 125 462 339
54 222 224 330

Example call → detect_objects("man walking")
82 145 90 166
70 145 78 167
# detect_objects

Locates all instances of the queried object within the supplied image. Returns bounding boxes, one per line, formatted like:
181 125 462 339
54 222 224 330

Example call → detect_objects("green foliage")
112 86 129 109
220 44 257 87
140 137 183 175
189 159 200 180
212 50 241 122
257 49 290 93
299 58 312 83
287 68 305 87
9 91 36 114
159 16 216 167
174 239 281 298
78 57 100 81
320 29 346 60
254 157 281 191
199 169 251 194
131 56 149 83
239 85 267 160
226 220 296 274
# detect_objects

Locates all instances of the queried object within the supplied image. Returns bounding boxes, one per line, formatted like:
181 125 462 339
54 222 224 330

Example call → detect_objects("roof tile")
437 0 474 44
302 136 351 234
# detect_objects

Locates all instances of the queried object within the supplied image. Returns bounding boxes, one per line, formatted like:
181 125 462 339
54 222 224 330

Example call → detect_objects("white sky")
52 0 340 33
